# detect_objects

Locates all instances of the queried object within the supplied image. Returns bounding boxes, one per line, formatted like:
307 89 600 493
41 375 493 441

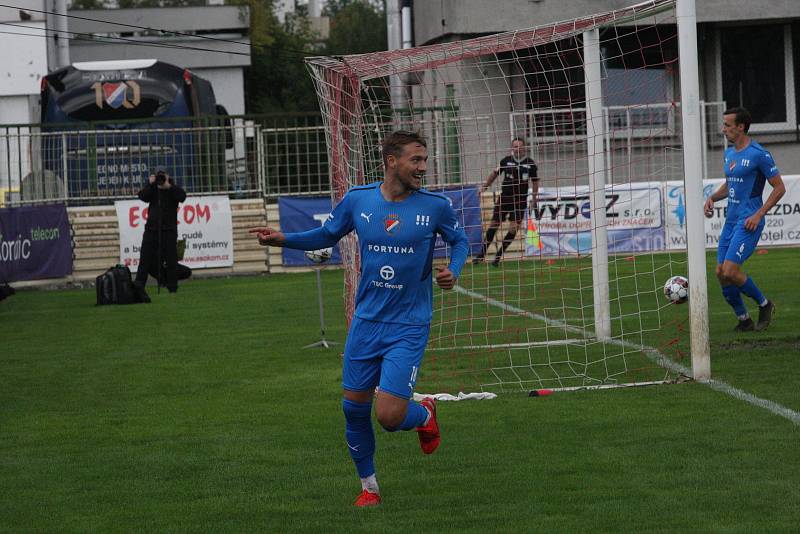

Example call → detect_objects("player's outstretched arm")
249 227 286 247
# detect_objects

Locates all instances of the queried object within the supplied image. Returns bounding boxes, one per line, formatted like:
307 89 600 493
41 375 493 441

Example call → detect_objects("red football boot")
354 489 381 507
416 397 440 455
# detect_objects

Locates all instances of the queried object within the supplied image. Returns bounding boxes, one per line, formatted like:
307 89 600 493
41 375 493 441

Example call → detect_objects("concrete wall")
67 6 249 36
0 5 47 188
67 6 250 70
68 39 250 70
193 67 246 116
0 2 47 127
416 0 800 46
0 3 45 23
0 25 47 99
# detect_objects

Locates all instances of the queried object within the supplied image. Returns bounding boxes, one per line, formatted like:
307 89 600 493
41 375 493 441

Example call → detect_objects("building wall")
67 6 249 36
0 95 36 126
0 2 47 122
193 67 246 116
0 4 47 189
68 39 249 70
410 1 800 178
0 25 47 102
415 0 800 46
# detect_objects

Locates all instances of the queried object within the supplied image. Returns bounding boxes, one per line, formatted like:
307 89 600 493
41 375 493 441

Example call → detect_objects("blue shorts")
342 316 430 400
717 220 764 265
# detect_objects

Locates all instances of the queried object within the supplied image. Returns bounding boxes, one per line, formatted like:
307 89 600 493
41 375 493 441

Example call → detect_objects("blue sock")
739 277 768 307
342 399 376 478
395 400 429 431
722 285 748 317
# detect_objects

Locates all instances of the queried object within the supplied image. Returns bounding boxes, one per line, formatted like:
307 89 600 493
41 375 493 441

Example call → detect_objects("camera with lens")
155 170 168 186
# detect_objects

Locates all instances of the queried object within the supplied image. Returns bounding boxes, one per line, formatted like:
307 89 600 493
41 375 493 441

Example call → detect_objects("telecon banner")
115 196 234 272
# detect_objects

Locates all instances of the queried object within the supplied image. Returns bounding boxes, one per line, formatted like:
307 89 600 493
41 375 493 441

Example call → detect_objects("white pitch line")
428 339 585 351
454 285 800 426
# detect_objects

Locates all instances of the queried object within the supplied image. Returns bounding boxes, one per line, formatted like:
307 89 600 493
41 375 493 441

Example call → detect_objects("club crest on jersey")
728 160 736 172
384 214 401 234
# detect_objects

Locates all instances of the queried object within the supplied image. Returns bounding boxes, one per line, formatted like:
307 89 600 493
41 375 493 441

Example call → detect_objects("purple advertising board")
0 205 72 282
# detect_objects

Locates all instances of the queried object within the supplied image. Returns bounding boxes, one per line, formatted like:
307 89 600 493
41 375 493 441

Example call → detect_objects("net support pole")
386 0 405 112
584 28 611 340
54 0 71 69
677 0 711 380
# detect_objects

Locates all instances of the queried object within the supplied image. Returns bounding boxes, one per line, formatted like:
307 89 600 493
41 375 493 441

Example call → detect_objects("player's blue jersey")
723 141 779 223
283 182 470 325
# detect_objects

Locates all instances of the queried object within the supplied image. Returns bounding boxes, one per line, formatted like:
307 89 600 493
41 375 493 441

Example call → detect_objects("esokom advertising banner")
115 196 233 272
525 182 664 256
664 175 800 250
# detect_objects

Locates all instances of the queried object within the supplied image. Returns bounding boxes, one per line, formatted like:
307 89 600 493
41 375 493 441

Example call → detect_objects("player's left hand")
435 266 456 290
744 213 762 231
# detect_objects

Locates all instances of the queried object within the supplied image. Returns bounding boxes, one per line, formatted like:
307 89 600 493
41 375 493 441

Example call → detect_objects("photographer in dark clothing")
134 168 187 298
146 261 192 287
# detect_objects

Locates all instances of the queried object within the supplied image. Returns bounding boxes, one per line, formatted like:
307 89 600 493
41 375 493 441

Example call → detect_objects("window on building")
601 25 677 134
718 24 796 131
511 27 677 139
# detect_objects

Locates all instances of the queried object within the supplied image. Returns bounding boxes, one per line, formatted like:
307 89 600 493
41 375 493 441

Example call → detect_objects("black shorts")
491 193 527 223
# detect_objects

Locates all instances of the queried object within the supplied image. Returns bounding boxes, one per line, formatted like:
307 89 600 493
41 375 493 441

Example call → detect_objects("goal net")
306 0 705 393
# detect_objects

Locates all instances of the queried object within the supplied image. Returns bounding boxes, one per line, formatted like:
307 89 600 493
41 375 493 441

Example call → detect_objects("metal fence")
259 114 330 198
510 101 728 184
1 119 263 205
1 104 732 206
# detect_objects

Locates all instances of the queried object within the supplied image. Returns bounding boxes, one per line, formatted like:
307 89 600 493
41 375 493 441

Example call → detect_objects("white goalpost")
306 0 710 393
676 0 711 380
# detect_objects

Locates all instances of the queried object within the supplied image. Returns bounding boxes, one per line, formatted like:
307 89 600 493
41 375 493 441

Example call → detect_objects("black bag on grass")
95 265 140 305
0 283 14 303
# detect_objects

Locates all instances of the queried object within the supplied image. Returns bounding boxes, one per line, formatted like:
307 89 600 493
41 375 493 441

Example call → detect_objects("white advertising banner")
532 182 664 234
664 175 800 250
524 182 664 256
115 195 234 272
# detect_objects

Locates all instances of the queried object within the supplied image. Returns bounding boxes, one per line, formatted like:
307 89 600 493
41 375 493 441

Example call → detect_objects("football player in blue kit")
250 131 469 507
704 107 785 332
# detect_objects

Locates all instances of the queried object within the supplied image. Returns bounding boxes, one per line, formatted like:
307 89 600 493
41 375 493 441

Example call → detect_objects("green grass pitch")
1 248 799 531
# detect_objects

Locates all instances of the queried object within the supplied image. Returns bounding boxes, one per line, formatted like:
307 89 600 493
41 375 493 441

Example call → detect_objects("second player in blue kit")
704 107 786 332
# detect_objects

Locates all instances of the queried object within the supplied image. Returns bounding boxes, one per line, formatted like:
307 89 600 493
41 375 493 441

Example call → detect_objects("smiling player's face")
390 142 428 192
